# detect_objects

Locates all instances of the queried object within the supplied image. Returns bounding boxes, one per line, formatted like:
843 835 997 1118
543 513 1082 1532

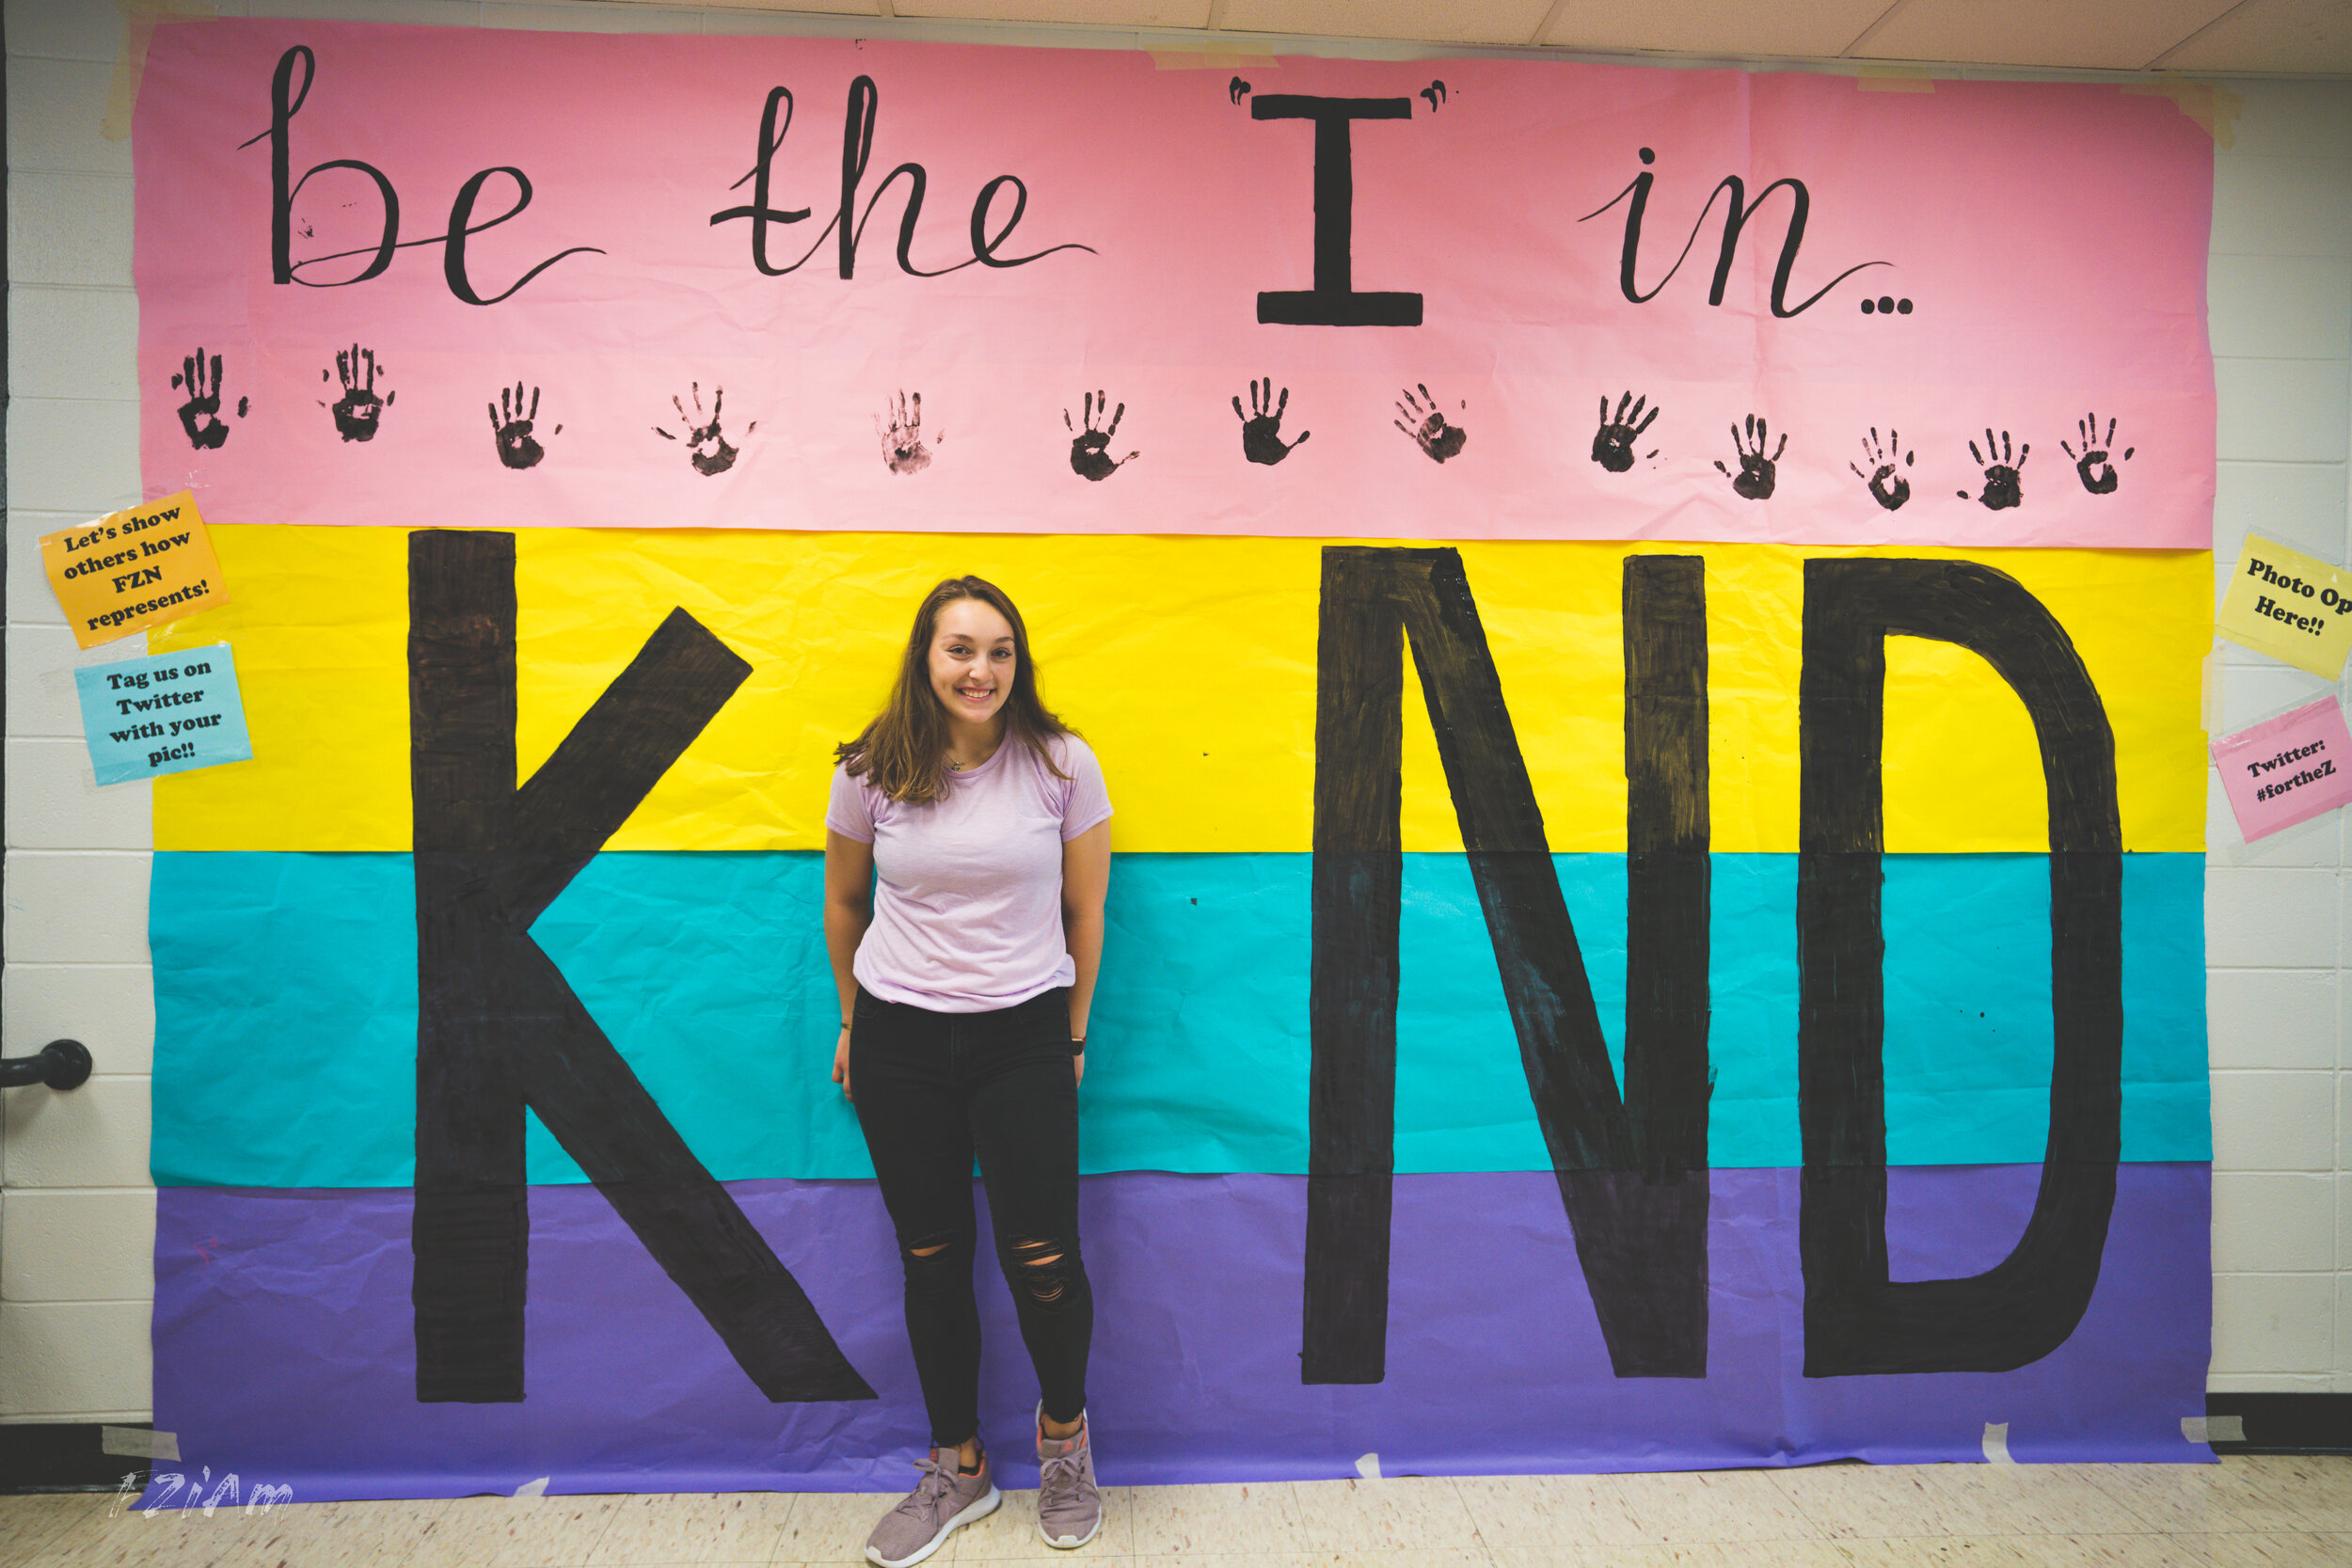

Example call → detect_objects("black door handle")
0 1039 93 1090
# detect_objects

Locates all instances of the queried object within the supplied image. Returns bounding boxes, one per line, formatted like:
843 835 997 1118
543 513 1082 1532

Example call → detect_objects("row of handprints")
167 347 2136 511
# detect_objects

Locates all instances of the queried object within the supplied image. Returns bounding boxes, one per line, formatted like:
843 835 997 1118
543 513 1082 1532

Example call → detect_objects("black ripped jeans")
850 983 1092 1448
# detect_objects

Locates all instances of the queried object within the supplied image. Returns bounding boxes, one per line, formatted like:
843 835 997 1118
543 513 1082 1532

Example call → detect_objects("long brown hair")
837 576 1073 804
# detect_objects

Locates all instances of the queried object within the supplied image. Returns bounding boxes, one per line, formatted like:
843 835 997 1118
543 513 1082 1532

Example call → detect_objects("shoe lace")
893 1454 956 1517
1040 1443 1090 1510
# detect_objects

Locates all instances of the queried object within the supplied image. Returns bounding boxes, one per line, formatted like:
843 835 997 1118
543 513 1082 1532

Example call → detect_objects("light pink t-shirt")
827 733 1112 1013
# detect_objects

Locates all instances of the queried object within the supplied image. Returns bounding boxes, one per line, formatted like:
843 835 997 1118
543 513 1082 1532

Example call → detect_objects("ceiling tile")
1217 1 1557 47
737 0 885 14
1539 1 1898 59
1855 0 2243 71
894 0 1215 22
696 2 889 18
2157 0 2352 73
490 0 886 13
480 1 706 25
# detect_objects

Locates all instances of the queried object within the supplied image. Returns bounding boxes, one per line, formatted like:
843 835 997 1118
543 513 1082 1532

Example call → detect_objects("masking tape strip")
103 1 217 142
2185 1414 2245 1444
102 1426 181 1460
1857 65 1934 95
1149 48 1279 71
2122 80 2241 150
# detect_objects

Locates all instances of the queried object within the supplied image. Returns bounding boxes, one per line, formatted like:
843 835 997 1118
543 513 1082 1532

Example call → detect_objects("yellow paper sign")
2217 535 2352 677
40 491 228 648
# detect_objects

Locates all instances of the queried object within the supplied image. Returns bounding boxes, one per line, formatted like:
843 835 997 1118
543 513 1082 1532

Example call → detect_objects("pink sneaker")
864 1447 999 1568
1035 1405 1102 1550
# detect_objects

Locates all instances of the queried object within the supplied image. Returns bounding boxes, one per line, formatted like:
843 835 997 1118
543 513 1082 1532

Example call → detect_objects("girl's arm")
823 830 876 1099
1061 818 1112 1083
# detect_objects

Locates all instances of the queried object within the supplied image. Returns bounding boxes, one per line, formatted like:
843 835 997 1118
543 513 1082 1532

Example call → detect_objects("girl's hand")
1073 1050 1085 1089
833 1027 852 1101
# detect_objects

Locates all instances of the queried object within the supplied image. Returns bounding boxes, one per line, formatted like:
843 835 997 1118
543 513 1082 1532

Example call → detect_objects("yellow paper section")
2216 534 2352 678
1883 547 2212 853
41 491 230 649
150 523 408 847
154 530 2208 855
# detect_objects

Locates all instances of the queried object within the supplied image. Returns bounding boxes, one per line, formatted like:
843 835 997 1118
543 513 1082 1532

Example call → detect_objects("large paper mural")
133 20 2213 1499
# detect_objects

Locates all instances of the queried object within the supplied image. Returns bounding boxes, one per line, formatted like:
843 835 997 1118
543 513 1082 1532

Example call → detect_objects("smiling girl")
823 577 1113 1568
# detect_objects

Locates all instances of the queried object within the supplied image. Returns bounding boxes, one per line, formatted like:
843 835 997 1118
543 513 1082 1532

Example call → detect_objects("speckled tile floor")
3 1455 2348 1567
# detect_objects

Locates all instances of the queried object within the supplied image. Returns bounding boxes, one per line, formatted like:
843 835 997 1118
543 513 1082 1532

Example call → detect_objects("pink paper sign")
133 23 2215 543
2211 698 2352 841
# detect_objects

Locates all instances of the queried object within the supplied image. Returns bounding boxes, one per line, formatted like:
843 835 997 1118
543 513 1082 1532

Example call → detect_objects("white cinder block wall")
3 0 2349 1424
2204 78 2352 1392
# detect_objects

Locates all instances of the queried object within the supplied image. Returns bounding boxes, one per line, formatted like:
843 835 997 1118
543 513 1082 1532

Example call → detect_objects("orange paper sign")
40 491 227 648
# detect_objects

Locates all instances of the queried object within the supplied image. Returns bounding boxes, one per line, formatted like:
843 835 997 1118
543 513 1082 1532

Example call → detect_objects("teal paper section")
1390 852 2211 1171
1391 853 1805 1173
149 850 2207 1189
150 852 418 1187
1883 852 2209 1166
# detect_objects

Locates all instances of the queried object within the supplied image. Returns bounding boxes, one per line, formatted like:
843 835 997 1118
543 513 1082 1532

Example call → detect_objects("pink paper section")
133 23 2216 546
2211 698 2352 841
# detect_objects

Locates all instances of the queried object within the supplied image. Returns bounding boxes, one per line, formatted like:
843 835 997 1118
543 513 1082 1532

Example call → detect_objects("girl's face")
928 598 1016 732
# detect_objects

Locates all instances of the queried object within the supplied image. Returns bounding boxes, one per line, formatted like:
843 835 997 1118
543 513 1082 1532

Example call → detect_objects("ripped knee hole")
901 1229 972 1269
1011 1237 1073 1305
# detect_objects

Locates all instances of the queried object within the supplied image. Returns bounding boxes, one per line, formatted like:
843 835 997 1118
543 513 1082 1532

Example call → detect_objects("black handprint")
1394 384 1467 463
654 383 740 476
1065 391 1137 482
170 348 246 451
1714 414 1786 500
321 343 391 443
1960 427 2028 510
1848 426 1914 511
2061 411 2133 496
1590 389 1660 473
488 383 555 471
877 389 931 476
1232 377 1310 466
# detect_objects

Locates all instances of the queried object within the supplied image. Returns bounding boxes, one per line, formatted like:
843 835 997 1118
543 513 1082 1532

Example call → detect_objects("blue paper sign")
74 643 253 785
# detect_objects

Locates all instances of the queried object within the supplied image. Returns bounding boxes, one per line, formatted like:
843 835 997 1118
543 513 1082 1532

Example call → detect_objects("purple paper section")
150 1165 2209 1501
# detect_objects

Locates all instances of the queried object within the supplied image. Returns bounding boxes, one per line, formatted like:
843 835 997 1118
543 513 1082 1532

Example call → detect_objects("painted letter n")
1304 546 1710 1385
